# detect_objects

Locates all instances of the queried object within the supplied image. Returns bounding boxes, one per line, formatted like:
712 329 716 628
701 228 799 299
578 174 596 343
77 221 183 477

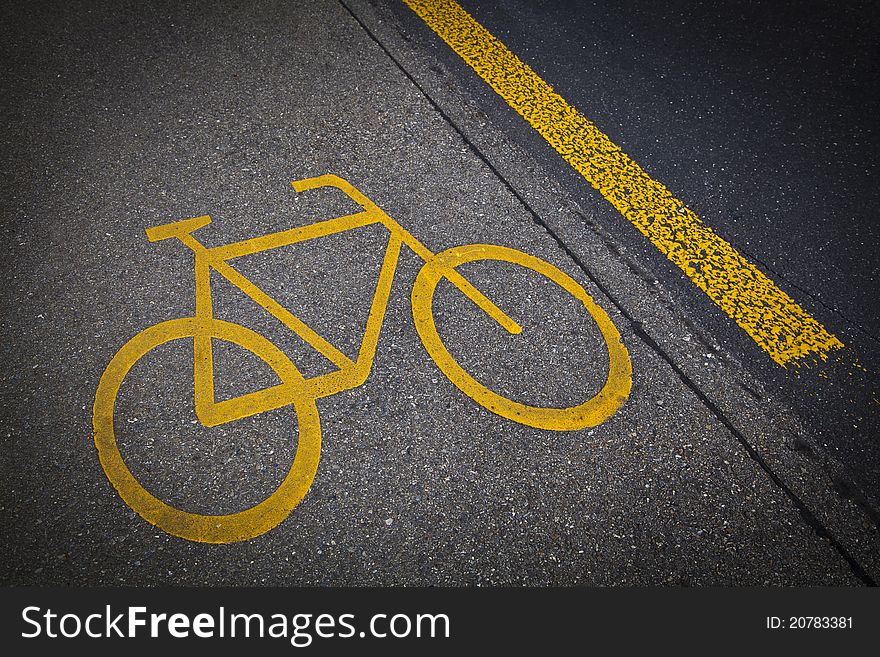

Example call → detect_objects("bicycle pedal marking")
93 175 632 543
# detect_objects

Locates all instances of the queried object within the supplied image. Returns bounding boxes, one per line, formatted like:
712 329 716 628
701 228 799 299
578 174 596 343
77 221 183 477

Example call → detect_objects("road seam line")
339 0 873 585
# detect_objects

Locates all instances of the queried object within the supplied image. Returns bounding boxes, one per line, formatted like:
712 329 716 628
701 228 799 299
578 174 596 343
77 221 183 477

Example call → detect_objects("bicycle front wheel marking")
93 317 321 544
412 244 632 431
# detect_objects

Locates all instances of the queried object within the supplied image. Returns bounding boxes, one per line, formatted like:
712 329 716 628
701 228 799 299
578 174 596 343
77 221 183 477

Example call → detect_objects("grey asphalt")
1 0 876 585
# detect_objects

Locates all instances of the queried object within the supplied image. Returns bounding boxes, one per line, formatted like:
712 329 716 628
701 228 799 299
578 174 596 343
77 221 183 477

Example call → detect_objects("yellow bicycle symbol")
93 175 632 543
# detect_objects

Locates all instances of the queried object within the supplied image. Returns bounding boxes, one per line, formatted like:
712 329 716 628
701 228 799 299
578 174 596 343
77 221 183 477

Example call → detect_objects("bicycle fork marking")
93 174 632 543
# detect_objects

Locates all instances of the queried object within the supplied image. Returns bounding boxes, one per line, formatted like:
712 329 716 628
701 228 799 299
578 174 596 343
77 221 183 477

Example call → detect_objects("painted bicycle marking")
92 175 632 543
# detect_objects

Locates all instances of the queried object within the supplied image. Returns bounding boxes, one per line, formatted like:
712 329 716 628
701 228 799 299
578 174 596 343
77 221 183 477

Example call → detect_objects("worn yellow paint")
403 0 843 366
94 174 631 543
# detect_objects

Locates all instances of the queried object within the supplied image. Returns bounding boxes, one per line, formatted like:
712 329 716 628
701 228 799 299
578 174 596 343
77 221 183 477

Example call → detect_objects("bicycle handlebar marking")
93 175 632 543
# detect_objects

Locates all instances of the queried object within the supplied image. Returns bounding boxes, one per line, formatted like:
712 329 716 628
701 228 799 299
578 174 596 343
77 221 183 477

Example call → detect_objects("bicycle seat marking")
93 175 632 543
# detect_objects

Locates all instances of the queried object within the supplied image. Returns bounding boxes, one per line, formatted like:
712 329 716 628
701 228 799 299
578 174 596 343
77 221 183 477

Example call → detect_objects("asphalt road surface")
1 0 877 586
383 0 880 518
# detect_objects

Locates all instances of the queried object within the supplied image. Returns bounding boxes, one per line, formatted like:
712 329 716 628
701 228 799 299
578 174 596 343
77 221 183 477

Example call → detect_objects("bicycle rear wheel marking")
412 244 632 430
93 317 321 543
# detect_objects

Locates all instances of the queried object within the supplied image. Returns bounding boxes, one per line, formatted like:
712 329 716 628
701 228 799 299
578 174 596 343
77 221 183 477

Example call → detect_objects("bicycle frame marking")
146 175 523 428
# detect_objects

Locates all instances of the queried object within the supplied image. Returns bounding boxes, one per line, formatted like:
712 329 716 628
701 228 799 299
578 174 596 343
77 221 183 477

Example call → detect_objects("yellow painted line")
403 0 843 366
